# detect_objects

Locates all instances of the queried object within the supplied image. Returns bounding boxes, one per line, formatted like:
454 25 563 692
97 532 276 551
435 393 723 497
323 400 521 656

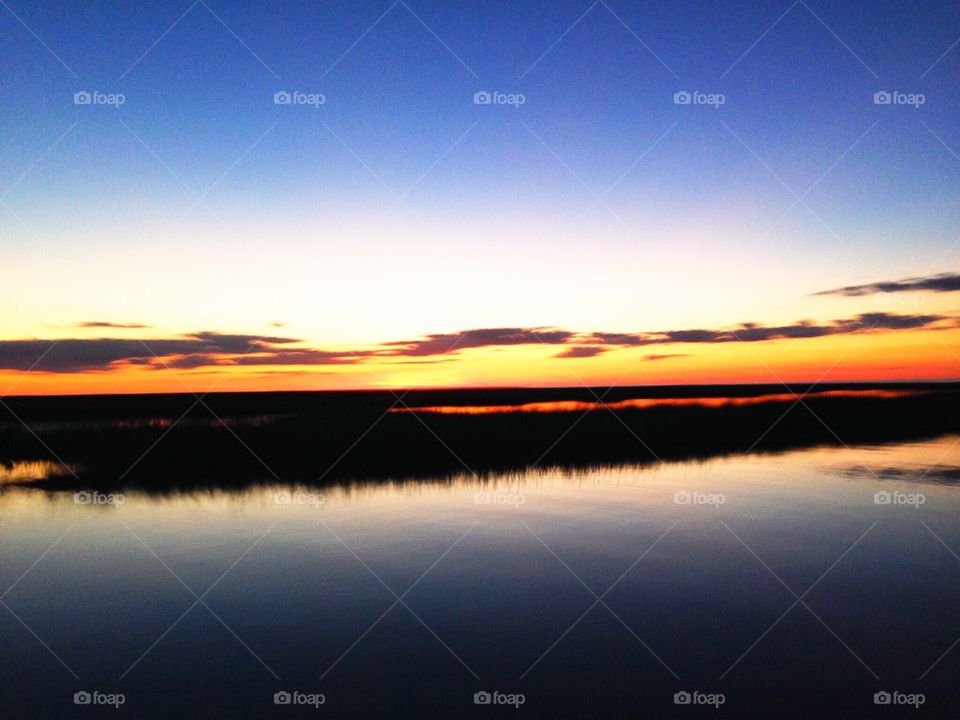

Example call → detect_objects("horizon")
4 377 960 401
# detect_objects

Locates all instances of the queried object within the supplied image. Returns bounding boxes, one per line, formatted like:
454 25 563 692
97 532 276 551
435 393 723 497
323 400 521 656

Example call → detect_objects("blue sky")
5 1 959 244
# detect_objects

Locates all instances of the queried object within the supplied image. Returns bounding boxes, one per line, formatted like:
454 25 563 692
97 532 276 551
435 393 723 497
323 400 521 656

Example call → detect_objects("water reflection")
393 388 925 415
0 459 79 485
1 437 959 719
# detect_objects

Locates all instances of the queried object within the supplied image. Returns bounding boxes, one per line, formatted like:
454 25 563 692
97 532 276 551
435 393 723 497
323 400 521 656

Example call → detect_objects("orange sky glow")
2 324 957 396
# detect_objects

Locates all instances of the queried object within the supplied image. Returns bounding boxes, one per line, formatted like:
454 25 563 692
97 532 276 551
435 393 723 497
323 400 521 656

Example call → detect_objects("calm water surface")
2 437 959 718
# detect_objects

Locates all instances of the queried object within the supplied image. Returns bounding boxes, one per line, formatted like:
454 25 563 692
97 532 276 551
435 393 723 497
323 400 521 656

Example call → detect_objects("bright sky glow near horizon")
2 0 959 394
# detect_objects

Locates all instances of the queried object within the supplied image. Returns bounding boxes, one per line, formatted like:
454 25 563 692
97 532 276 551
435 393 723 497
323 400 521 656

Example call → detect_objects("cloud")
815 272 960 297
0 333 309 373
76 321 151 329
189 332 300 352
643 353 688 361
581 312 950 346
0 312 953 374
381 328 575 357
555 346 608 359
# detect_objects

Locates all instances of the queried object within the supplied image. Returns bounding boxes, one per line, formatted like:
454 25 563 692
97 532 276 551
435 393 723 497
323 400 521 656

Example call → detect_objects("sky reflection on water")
1 437 959 718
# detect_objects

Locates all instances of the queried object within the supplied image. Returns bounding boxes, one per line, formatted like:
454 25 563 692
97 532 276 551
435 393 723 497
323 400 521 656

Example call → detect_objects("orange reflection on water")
0 460 77 484
392 389 922 415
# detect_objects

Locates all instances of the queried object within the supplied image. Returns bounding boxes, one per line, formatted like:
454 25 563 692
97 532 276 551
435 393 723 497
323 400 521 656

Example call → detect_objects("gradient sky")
2 0 959 394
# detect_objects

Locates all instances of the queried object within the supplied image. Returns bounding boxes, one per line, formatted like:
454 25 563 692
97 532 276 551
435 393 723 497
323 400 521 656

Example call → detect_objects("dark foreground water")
2 436 959 718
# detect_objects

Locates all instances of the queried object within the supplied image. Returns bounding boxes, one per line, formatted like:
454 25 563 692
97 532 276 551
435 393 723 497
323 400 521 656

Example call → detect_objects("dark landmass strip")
1 382 958 493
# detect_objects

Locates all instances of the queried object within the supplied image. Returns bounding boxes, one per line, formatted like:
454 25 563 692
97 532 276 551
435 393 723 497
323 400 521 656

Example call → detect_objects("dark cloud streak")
582 313 950 346
815 272 960 297
381 328 575 357
0 333 308 373
76 321 151 329
643 353 689 362
0 313 954 374
555 346 608 359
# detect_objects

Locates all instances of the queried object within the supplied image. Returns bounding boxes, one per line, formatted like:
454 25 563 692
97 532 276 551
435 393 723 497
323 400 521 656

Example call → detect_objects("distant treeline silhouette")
1 383 957 493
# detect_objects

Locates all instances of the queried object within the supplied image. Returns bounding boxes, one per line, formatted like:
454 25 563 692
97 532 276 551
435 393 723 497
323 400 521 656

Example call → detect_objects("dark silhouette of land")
2 382 958 493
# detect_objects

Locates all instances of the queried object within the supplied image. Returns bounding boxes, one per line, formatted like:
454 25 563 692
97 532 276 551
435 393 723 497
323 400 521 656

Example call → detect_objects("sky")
2 0 959 394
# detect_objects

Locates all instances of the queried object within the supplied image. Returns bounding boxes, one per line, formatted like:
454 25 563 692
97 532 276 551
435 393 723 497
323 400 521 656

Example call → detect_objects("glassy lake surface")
2 436 959 718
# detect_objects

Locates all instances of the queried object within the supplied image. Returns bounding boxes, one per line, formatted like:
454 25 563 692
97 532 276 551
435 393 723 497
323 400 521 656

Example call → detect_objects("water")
2 437 959 718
